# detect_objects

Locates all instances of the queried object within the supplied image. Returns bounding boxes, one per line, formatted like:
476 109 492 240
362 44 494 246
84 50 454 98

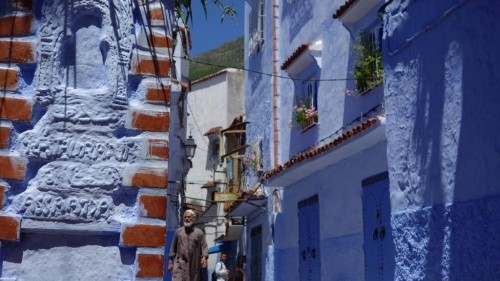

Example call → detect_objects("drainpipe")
272 0 279 166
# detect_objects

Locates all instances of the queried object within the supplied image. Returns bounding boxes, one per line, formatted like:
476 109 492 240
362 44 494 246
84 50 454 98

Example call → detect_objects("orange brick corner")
130 108 169 132
0 125 11 149
0 215 21 240
136 253 165 278
0 185 6 209
0 154 27 180
0 14 33 37
120 224 166 247
133 58 170 77
147 138 169 160
0 39 35 63
139 194 167 218
0 67 19 91
145 85 171 105
123 165 168 188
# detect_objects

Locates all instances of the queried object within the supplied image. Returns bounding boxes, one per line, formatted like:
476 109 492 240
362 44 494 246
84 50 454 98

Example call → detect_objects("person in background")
235 256 247 281
168 209 208 281
214 252 230 281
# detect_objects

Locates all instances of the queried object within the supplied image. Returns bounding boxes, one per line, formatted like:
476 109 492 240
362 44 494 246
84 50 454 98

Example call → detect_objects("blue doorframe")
362 172 395 281
298 195 321 281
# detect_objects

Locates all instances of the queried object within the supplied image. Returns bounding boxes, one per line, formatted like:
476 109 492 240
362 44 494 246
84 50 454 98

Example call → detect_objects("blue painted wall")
383 0 500 279
244 0 389 280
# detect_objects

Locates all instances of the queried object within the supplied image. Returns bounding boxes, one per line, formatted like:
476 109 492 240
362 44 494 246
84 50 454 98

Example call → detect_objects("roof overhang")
334 0 383 24
208 241 230 254
228 197 267 217
215 224 245 242
265 120 386 187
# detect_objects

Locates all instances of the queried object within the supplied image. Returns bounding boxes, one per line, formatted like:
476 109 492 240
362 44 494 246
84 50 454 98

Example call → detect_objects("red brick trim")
145 86 170 105
130 109 169 132
0 125 11 148
149 8 164 21
139 194 167 218
147 139 169 160
0 154 27 180
121 224 166 247
0 67 19 91
134 59 170 77
123 165 168 188
0 215 20 240
0 185 5 209
148 34 174 48
0 40 35 63
0 14 33 36
0 95 32 121
136 253 164 277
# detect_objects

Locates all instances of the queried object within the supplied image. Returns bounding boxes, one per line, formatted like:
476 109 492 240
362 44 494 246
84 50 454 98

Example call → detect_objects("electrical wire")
176 55 382 82
384 0 470 56
186 99 209 146
296 103 384 155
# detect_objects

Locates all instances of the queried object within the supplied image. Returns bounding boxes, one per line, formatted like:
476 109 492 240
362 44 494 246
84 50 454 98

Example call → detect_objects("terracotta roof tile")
333 0 361 19
226 184 265 214
191 69 229 85
263 117 380 181
203 126 223 136
280 43 312 70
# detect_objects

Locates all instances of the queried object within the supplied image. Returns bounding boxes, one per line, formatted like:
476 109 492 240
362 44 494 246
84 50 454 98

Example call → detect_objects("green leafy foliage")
189 37 244 81
353 33 383 93
175 0 237 26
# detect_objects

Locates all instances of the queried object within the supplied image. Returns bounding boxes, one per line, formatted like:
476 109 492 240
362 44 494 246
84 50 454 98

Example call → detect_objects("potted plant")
292 102 318 129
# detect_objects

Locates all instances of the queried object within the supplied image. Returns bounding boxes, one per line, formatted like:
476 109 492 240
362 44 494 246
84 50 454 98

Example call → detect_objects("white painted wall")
185 69 245 271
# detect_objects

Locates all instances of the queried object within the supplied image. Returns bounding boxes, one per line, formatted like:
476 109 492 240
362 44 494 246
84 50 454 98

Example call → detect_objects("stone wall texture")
384 0 500 280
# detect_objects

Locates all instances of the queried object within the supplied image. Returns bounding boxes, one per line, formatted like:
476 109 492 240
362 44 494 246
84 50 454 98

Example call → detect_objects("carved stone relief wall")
1 0 175 278
6 0 136 228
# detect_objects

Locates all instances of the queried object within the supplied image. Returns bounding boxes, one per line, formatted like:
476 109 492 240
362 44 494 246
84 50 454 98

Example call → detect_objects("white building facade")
185 68 245 277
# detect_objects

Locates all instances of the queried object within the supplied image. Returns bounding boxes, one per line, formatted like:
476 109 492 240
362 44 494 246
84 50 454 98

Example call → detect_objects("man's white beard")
184 221 193 227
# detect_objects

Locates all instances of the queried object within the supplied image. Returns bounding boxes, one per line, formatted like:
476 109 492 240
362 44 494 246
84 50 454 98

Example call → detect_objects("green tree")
175 0 237 25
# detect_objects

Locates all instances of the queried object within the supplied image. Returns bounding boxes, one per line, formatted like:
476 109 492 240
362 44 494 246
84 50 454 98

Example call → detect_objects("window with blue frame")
249 0 265 53
293 66 320 129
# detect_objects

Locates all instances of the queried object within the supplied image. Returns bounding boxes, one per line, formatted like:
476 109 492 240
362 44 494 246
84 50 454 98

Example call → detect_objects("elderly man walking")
168 209 209 281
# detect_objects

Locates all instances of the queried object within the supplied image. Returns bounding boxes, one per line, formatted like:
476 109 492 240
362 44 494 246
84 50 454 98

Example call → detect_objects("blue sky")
188 0 244 57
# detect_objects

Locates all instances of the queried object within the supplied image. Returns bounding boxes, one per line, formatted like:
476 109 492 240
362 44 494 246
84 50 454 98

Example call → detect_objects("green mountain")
189 37 244 81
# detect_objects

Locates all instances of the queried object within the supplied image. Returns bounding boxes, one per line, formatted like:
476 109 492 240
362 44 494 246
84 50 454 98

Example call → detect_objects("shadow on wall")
0 232 136 265
391 1 500 279
449 1 500 279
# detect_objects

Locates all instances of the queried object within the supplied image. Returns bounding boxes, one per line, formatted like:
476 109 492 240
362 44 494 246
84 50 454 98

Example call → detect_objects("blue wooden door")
250 226 262 281
298 195 321 281
362 172 395 281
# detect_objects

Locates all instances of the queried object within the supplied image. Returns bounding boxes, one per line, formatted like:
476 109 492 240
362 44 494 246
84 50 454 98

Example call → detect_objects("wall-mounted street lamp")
184 134 197 159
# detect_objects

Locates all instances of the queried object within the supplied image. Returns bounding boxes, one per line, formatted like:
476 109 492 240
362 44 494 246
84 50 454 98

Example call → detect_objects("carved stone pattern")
21 194 113 222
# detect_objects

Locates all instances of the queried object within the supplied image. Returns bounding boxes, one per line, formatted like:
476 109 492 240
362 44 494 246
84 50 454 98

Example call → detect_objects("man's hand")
168 260 173 274
201 256 207 268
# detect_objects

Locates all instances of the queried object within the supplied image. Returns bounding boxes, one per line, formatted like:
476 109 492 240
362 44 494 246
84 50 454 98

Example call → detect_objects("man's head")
183 209 196 228
220 252 228 262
